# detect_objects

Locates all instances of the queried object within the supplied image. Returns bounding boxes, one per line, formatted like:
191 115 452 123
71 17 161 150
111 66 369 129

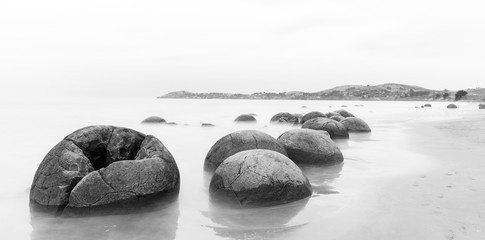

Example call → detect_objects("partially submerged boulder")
234 114 257 123
300 111 326 124
479 104 485 109
30 126 180 215
141 116 166 124
447 104 458 109
270 112 299 125
333 109 355 118
209 149 312 207
204 130 287 172
424 104 432 107
277 129 344 165
301 117 349 139
340 117 371 132
324 112 343 118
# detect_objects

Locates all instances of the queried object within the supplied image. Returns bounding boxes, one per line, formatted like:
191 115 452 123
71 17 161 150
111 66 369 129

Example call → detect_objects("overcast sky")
1 0 484 98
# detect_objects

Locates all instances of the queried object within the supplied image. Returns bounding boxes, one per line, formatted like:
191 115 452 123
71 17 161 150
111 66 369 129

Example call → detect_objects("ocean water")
0 98 480 240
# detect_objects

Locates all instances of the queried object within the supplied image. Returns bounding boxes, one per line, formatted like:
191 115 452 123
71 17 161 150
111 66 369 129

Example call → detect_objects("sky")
1 0 484 98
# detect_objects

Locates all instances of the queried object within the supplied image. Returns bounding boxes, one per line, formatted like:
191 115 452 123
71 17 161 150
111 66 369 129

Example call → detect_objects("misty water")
0 98 479 240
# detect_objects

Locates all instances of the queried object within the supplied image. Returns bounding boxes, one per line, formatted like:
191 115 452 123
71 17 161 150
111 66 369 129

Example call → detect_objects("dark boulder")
204 130 287 173
270 112 299 125
324 112 343 118
479 104 485 109
30 126 179 215
340 117 371 132
209 149 312 207
201 123 215 127
333 109 355 118
447 104 458 109
329 115 345 122
141 116 166 124
300 111 326 124
301 117 349 139
424 104 432 107
277 129 344 165
234 114 257 123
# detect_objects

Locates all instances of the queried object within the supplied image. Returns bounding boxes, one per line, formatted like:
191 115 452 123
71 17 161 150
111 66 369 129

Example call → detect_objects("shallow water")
0 98 481 240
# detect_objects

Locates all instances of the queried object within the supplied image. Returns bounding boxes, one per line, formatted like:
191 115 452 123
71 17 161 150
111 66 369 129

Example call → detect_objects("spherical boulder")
424 103 432 107
141 116 166 124
277 129 344 165
340 117 371 132
447 104 458 109
301 117 349 139
324 112 343 118
270 112 299 125
479 103 485 109
300 111 326 124
234 114 257 123
333 109 355 118
30 125 180 215
204 130 287 172
329 115 345 122
209 149 312 207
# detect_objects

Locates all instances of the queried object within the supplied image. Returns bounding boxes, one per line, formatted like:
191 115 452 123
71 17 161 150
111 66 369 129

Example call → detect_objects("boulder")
201 123 215 127
270 112 299 125
447 104 458 109
277 129 344 165
424 103 432 107
340 117 371 132
204 130 287 172
30 126 179 215
209 149 312 207
333 109 355 118
329 115 345 122
324 112 343 118
300 111 326 124
301 117 349 139
141 116 166 124
234 114 257 123
479 104 485 109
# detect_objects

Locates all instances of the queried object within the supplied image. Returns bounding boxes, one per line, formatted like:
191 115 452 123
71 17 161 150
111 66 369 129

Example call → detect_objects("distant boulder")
333 109 355 118
324 112 343 118
424 103 432 107
234 114 257 123
141 116 166 124
209 149 312 207
447 104 458 109
277 129 344 165
270 112 299 125
204 130 287 172
300 111 326 124
479 104 485 109
201 123 215 127
301 117 349 139
340 117 371 132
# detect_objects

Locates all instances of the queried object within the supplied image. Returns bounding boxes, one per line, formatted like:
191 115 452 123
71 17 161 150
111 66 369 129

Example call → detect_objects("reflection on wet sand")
202 198 309 239
30 198 180 240
299 163 343 195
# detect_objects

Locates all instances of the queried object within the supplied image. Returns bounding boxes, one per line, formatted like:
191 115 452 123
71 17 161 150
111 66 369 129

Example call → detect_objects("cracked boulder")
277 129 344 165
302 117 349 139
30 125 179 215
340 117 371 132
270 112 299 125
333 109 355 118
300 111 327 124
204 130 287 173
234 114 257 123
209 149 312 207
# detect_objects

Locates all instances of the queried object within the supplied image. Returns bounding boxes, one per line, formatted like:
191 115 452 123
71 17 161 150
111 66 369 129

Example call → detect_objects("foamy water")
0 98 480 240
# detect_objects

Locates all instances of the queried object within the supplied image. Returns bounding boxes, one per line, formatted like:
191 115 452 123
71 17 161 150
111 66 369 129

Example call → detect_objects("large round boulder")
209 149 312 207
329 115 345 122
301 117 349 139
340 117 371 132
447 104 458 109
277 129 344 165
270 112 299 125
30 125 180 215
141 116 166 124
333 109 355 118
300 111 326 124
204 130 287 172
234 114 257 123
479 103 485 109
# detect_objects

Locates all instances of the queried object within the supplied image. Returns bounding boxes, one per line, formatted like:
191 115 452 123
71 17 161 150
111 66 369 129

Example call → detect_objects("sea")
0 97 480 240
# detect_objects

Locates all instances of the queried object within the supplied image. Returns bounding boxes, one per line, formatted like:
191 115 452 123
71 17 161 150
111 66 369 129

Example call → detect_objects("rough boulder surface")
30 125 180 215
277 129 344 165
234 114 257 123
330 115 345 122
270 112 299 125
204 130 287 172
209 149 312 207
301 117 349 139
340 117 372 132
447 104 458 109
300 111 327 124
333 109 355 118
141 116 166 124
